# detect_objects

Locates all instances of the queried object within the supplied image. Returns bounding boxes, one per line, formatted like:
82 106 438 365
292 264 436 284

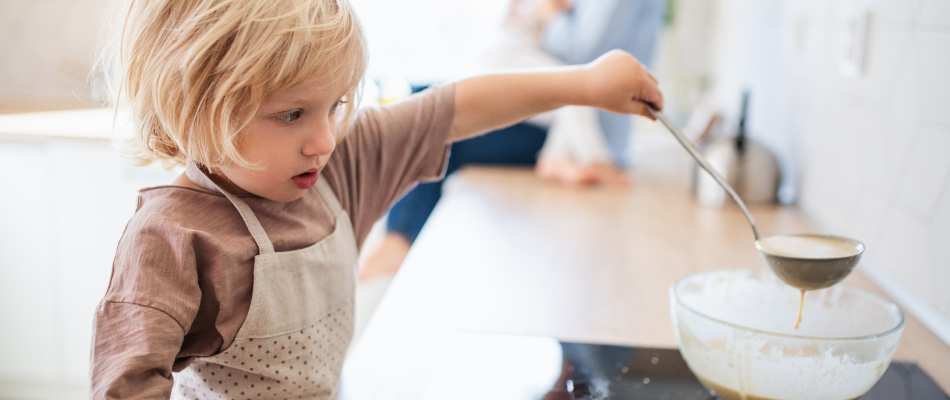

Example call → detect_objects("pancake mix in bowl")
670 269 904 400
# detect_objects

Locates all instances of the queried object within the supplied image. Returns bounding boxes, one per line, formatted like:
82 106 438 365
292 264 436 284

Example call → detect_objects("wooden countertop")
339 133 950 398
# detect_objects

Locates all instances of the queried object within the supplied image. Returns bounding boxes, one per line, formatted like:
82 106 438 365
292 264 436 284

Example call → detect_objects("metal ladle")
646 105 864 290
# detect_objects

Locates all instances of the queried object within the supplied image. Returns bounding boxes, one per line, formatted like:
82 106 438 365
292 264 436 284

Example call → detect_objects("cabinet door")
0 139 58 382
0 137 179 396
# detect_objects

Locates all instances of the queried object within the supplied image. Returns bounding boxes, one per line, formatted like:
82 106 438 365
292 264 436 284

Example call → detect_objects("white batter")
757 235 861 259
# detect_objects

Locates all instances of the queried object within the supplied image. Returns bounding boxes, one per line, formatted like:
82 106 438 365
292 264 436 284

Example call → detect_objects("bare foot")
583 162 632 189
535 156 631 189
358 233 411 282
536 156 599 185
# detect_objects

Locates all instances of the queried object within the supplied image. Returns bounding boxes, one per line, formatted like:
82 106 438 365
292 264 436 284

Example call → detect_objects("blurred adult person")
360 0 665 281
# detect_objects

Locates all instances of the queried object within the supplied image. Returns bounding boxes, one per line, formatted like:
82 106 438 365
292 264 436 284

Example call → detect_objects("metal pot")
695 92 780 206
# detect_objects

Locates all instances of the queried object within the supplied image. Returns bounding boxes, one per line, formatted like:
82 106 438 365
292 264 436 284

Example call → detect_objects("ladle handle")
646 105 761 241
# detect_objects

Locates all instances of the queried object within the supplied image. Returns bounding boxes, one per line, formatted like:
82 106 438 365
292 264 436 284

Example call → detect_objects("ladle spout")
646 105 761 241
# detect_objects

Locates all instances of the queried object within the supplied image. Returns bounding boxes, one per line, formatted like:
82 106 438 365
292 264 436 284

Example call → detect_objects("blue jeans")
386 122 547 243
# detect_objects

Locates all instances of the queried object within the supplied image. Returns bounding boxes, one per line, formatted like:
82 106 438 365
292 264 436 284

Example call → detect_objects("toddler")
89 0 662 398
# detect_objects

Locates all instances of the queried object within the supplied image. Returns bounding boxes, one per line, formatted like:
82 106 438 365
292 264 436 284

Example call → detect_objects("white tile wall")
850 28 913 106
915 32 950 130
845 189 890 251
896 126 950 219
873 0 924 25
917 0 950 26
704 0 950 340
933 186 950 315
857 106 891 193
878 208 938 305
884 54 923 189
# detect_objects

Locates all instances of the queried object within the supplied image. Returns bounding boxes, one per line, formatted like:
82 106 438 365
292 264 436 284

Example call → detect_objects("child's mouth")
291 171 319 189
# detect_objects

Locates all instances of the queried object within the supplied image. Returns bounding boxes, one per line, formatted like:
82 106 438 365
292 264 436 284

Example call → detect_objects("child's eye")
276 110 302 123
330 100 347 114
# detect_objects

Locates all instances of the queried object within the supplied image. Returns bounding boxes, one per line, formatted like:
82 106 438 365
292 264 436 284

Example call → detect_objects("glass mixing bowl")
670 269 904 400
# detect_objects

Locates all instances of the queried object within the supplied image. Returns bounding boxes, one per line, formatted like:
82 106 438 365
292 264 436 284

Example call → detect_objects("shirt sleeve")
90 302 185 400
90 213 203 399
323 84 455 247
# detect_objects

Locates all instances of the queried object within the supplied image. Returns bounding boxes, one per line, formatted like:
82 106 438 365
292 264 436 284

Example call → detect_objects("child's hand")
581 50 663 119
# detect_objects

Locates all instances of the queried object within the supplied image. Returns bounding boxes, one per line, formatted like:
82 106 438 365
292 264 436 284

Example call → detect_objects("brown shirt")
90 85 455 400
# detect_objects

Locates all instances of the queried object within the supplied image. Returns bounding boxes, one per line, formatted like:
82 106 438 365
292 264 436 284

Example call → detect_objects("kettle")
695 92 780 206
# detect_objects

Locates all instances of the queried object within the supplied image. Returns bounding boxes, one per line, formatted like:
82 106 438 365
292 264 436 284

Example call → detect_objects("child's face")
213 78 349 202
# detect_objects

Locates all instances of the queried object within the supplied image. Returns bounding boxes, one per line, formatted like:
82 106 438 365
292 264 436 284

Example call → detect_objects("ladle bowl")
756 234 865 290
647 105 864 289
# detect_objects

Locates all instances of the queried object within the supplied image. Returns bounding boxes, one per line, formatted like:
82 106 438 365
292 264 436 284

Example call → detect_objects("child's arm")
449 50 662 143
91 302 186 398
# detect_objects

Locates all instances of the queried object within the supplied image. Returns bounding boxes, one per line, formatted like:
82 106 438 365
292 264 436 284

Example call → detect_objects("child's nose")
302 121 336 156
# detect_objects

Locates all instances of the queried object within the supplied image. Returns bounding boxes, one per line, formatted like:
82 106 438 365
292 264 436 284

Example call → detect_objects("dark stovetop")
420 333 948 400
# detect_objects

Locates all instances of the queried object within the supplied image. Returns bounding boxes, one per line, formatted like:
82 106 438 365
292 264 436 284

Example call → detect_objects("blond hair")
96 0 367 169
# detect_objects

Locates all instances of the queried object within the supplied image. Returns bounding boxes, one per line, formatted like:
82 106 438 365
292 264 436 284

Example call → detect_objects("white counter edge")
0 108 134 141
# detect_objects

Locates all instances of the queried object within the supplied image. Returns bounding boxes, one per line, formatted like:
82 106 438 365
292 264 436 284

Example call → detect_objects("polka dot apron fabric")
172 162 358 400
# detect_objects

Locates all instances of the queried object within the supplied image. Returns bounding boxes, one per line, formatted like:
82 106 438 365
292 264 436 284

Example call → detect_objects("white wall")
0 0 111 108
0 0 508 109
704 0 950 343
350 0 508 83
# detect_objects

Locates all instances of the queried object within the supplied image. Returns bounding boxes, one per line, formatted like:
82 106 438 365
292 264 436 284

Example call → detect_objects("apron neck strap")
314 174 343 215
185 160 276 255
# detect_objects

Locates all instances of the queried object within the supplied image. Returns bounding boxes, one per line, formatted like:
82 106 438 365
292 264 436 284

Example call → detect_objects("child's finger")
639 82 664 112
627 102 655 120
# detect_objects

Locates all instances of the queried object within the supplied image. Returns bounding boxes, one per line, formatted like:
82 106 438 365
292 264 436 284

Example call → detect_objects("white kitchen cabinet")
0 140 59 385
0 127 178 399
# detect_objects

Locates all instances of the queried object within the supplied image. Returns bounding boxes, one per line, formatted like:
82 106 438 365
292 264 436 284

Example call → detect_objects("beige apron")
172 162 358 400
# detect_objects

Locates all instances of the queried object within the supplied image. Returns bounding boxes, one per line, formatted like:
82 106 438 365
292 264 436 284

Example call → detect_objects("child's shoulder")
105 186 244 323
109 185 258 296
120 185 253 254
134 185 230 225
